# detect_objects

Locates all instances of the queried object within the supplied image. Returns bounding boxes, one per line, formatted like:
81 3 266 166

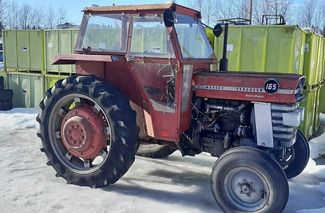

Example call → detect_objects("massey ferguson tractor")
37 3 310 212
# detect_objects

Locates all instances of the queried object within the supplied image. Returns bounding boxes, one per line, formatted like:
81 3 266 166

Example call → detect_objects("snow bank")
304 158 325 179
0 108 39 130
309 114 325 158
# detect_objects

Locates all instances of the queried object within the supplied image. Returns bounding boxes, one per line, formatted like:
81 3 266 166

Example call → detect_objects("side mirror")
163 9 175 27
213 24 223 37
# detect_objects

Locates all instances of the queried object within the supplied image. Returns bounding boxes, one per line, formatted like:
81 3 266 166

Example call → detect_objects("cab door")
127 13 181 141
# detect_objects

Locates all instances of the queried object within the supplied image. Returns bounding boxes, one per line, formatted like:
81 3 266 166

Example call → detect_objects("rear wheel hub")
61 105 107 160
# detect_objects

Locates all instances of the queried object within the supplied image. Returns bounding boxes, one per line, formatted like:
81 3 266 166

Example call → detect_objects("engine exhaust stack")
213 23 228 71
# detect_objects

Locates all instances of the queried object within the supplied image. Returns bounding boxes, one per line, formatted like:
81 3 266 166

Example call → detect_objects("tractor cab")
57 3 218 142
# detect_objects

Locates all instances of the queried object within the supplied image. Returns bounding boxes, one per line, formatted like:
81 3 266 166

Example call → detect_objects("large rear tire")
37 75 139 188
211 147 288 213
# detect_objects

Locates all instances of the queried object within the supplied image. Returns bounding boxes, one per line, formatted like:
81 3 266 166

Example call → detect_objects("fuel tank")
193 71 305 104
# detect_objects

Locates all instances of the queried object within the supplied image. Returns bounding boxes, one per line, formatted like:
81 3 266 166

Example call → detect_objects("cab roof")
83 3 200 18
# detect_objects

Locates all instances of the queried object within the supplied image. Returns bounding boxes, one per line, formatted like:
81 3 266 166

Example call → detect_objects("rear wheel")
211 147 288 213
37 75 139 188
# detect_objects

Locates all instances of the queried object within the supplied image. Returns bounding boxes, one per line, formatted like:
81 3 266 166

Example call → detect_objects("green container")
319 37 325 82
299 89 317 139
205 27 215 47
316 35 324 84
320 84 325 113
313 87 321 133
130 27 168 54
3 30 44 72
214 25 306 75
7 72 44 109
45 74 69 91
44 29 79 74
303 33 324 87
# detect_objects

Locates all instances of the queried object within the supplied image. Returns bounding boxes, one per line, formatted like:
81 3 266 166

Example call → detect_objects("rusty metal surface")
52 54 112 65
84 3 174 13
83 3 199 18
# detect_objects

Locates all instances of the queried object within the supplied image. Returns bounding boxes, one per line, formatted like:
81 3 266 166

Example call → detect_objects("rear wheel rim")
49 94 111 174
224 167 270 211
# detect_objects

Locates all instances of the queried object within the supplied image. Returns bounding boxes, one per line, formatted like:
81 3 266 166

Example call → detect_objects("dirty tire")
37 75 139 188
136 142 176 158
211 147 288 213
0 99 13 111
0 89 13 101
0 76 4 90
282 130 310 179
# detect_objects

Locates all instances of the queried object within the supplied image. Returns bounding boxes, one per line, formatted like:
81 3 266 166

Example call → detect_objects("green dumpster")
299 89 317 139
7 72 44 109
303 33 324 88
205 27 215 47
320 84 325 114
45 74 70 91
313 87 321 133
214 25 306 75
3 30 44 72
316 36 324 84
44 29 79 74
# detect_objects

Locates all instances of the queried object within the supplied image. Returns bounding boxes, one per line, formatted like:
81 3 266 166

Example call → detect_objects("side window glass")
76 14 129 52
130 15 175 58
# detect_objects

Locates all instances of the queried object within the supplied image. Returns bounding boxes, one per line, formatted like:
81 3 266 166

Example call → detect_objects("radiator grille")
271 103 298 147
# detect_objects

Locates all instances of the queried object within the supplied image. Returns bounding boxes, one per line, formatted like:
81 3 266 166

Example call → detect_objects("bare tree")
0 0 3 37
186 0 215 25
19 3 32 29
46 6 57 29
300 0 317 28
9 1 19 29
252 0 291 24
232 0 250 19
58 7 67 26
211 0 252 23
45 6 67 29
204 0 214 25
320 1 325 36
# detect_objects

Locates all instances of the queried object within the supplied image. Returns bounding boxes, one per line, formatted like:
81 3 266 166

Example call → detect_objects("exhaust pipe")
219 23 228 71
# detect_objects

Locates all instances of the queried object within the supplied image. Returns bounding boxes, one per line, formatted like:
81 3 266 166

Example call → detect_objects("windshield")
129 15 175 58
174 14 215 59
76 13 130 53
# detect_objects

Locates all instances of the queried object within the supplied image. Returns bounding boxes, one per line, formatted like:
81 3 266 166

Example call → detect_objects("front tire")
37 75 139 188
211 147 288 213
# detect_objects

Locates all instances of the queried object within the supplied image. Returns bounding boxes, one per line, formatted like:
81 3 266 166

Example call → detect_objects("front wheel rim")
224 167 270 211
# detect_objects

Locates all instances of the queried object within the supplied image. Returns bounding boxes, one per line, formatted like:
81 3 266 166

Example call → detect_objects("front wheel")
37 75 139 188
211 147 288 213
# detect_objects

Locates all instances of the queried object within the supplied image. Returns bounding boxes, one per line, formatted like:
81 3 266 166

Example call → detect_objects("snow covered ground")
0 108 324 213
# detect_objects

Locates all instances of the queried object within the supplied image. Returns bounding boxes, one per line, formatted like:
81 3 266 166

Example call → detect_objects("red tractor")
37 3 309 212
